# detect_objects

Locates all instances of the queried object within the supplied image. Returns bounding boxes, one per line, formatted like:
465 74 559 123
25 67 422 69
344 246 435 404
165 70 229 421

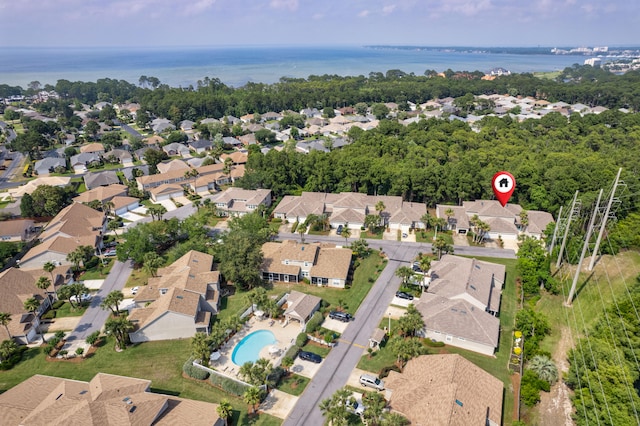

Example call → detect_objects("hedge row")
210 373 251 396
182 358 210 380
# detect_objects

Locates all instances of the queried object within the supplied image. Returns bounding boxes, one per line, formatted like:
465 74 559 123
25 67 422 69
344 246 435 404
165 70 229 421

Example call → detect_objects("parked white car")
70 293 93 303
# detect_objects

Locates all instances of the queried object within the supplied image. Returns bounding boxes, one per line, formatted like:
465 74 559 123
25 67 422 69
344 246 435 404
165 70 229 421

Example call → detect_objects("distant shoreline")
0 45 619 89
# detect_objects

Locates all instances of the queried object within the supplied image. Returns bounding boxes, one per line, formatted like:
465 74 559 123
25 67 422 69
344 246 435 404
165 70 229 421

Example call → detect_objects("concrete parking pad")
391 296 418 307
260 389 299 419
322 317 351 334
291 357 323 379
83 279 104 290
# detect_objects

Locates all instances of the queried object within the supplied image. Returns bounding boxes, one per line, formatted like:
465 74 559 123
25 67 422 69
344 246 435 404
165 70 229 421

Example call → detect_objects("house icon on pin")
499 178 509 188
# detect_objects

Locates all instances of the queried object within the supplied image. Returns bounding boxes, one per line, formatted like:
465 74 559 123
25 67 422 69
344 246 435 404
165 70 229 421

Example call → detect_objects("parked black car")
329 311 352 322
336 224 343 235
298 350 322 363
395 291 414 300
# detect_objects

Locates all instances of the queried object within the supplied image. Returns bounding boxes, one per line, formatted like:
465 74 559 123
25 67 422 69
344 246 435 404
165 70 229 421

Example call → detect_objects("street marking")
338 338 366 349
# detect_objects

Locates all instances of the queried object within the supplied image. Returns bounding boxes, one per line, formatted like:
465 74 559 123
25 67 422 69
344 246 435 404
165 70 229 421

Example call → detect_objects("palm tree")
148 204 167 221
528 355 559 384
100 290 124 317
101 200 115 217
107 220 120 237
432 236 453 260
297 222 307 243
66 248 85 272
418 256 432 288
375 200 386 227
389 335 424 371
184 168 200 194
191 332 211 365
35 276 52 307
104 316 133 350
23 297 40 315
381 412 410 426
395 266 414 285
281 356 294 374
397 304 424 337
43 261 56 283
319 387 351 426
362 391 387 426
216 399 233 426
420 212 433 230
223 157 233 176
342 226 351 244
142 252 164 277
243 386 263 415
0 339 18 361
0 312 12 340
444 207 454 229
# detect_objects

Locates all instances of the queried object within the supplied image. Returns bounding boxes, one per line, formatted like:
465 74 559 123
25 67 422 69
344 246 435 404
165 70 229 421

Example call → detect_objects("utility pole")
548 205 563 256
556 191 580 268
588 168 623 271
566 189 603 306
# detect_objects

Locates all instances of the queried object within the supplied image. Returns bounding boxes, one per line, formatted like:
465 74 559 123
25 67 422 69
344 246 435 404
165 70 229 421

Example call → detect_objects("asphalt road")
0 152 24 189
65 259 134 343
283 243 415 425
280 233 515 424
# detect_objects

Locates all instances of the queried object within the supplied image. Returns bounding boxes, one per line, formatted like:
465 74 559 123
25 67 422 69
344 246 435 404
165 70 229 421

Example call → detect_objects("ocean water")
0 45 586 89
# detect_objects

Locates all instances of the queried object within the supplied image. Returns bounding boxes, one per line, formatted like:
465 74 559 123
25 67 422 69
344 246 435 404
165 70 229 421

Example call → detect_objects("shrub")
51 300 65 309
182 358 210 380
520 369 550 407
76 347 84 356
305 311 324 334
290 221 299 233
41 310 56 320
0 347 25 370
55 330 66 340
210 373 251 396
86 331 101 346
284 345 299 361
379 364 401 378
43 344 54 355
267 366 285 387
84 256 100 270
424 339 445 347
296 332 308 347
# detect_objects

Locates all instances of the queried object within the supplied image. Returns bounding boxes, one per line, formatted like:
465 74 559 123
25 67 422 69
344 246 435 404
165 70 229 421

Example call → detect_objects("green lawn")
0 337 280 425
53 301 88 318
301 342 331 358
80 258 115 280
270 252 384 314
277 373 309 396
362 228 384 240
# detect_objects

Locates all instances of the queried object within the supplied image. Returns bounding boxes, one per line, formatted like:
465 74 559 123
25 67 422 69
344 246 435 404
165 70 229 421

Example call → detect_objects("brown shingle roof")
73 184 128 204
0 373 220 426
385 354 503 426
284 290 321 323
310 246 351 281
416 294 500 348
427 255 504 312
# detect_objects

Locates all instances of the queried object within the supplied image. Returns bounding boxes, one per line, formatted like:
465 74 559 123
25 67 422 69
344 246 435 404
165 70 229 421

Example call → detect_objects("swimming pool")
232 330 277 365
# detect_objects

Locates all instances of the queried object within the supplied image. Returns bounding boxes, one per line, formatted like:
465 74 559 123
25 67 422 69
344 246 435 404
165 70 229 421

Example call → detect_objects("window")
304 261 308 267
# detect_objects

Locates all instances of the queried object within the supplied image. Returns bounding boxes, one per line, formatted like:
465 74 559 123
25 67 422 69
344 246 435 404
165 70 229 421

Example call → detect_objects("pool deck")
210 316 301 379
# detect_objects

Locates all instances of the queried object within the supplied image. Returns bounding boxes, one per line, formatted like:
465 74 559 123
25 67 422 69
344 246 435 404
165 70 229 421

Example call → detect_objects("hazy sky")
1 0 639 48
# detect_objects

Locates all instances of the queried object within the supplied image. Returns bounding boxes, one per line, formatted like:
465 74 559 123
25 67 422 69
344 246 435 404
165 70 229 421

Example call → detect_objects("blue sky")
1 0 639 47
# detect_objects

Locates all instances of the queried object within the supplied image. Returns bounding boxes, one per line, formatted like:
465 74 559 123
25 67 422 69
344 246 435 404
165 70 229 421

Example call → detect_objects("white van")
359 374 384 391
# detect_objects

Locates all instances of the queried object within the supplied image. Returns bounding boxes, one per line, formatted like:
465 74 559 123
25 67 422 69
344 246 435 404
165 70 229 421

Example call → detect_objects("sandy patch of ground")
536 326 574 426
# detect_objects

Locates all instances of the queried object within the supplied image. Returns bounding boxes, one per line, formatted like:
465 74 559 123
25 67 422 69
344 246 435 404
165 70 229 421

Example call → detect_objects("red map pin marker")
492 171 516 207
